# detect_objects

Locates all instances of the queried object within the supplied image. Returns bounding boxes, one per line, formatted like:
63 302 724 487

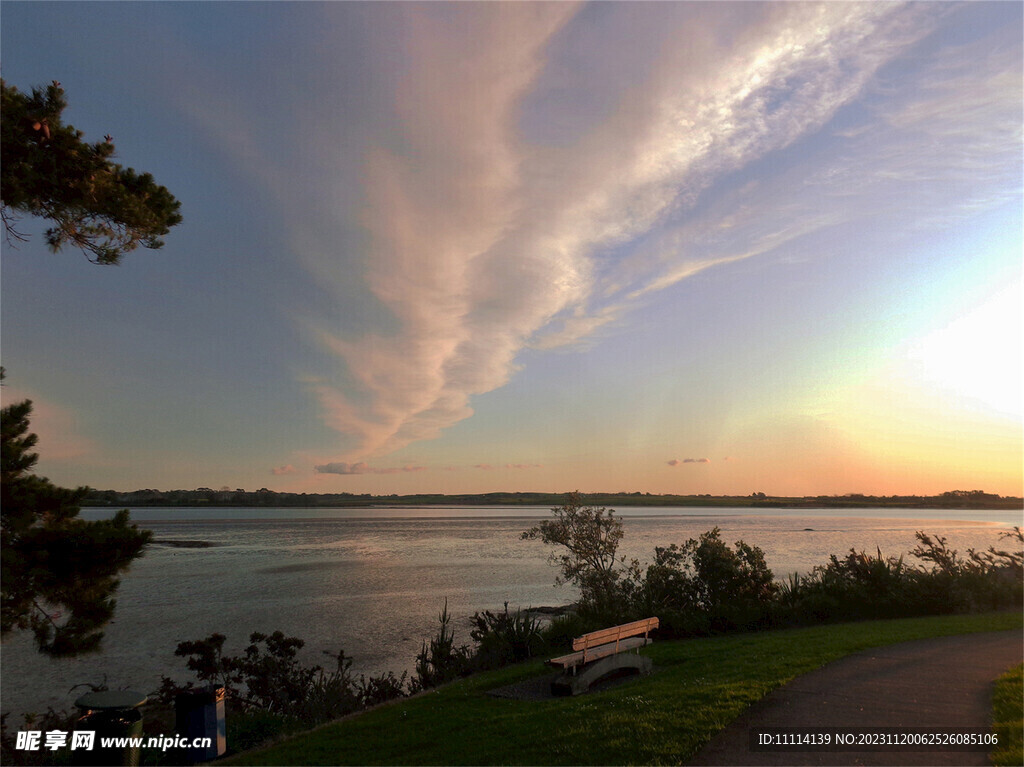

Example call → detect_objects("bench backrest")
573 617 659 654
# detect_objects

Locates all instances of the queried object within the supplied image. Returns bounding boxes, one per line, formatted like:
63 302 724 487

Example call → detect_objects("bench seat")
547 635 652 669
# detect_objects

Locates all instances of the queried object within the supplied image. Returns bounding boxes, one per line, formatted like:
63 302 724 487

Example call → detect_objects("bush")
689 529 779 610
157 630 407 741
469 602 546 669
355 670 409 708
774 546 924 624
540 611 597 651
410 600 472 691
522 499 779 633
652 607 712 638
524 499 1021 639
290 649 363 723
1 707 77 766
772 528 1023 627
617 528 778 635
909 528 1023 613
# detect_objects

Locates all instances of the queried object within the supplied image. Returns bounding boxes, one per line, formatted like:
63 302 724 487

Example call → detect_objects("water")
2 506 1019 719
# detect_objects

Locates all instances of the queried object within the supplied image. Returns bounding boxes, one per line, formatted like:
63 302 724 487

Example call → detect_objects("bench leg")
551 654 653 696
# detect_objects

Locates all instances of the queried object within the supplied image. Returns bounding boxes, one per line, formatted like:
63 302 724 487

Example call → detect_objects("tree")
1 370 151 655
522 492 624 611
684 527 778 610
1 79 182 264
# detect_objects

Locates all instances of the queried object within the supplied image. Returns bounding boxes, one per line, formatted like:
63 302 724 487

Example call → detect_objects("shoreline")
81 490 1024 511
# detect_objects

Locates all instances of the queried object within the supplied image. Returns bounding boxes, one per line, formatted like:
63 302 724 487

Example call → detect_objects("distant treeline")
81 488 1023 509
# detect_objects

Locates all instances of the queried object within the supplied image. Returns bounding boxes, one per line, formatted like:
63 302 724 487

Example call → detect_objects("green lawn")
224 612 1022 766
990 663 1023 767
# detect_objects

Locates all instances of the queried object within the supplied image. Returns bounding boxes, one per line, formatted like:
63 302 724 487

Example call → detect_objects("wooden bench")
547 617 658 696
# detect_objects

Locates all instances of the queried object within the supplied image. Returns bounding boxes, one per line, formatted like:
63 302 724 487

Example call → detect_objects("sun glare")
904 285 1022 418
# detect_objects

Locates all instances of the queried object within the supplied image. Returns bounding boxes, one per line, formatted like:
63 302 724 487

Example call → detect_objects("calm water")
2 505 1019 718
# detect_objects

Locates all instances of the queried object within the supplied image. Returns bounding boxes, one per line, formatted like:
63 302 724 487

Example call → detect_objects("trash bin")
174 685 226 762
73 690 148 767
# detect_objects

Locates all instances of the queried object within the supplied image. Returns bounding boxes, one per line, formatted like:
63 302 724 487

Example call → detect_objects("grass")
222 611 1021 766
990 663 1023 767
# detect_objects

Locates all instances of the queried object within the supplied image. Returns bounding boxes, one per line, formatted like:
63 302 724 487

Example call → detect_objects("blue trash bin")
174 685 226 762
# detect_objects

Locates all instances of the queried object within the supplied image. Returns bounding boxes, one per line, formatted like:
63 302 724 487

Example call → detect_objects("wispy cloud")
271 465 297 476
182 3 1012 467
669 458 711 466
304 4 580 461
314 462 427 475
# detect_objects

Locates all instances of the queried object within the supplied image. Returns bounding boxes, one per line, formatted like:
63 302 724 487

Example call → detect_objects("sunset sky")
2 2 1021 497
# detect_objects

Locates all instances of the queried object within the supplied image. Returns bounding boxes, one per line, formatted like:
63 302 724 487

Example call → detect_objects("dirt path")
690 630 1022 766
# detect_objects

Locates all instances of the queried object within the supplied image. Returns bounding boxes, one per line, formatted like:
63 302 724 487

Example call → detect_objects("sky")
1 1 1021 498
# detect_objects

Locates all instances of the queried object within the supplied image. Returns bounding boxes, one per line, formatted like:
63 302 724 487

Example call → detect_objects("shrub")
158 631 407 735
469 602 546 669
1 707 77 766
910 528 1023 613
773 546 919 624
162 632 240 698
772 528 1023 627
0 680 122 766
410 599 472 691
653 607 712 638
236 632 323 715
617 528 778 635
522 499 779 633
355 670 409 708
524 499 1022 640
540 611 597 651
290 649 362 723
686 528 778 612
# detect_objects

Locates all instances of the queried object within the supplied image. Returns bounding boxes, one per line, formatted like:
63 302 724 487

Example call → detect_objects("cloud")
187 4 1011 463
474 464 495 471
808 24 1023 229
303 3 960 461
506 463 543 470
530 3 942 344
298 4 581 459
669 458 711 465
315 462 365 475
271 465 298 476
314 462 427 475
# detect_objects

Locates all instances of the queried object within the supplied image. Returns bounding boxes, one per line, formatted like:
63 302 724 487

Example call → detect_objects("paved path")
690 630 1022 766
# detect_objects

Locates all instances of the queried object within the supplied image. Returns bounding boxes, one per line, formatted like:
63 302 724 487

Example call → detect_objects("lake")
2 505 1019 719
